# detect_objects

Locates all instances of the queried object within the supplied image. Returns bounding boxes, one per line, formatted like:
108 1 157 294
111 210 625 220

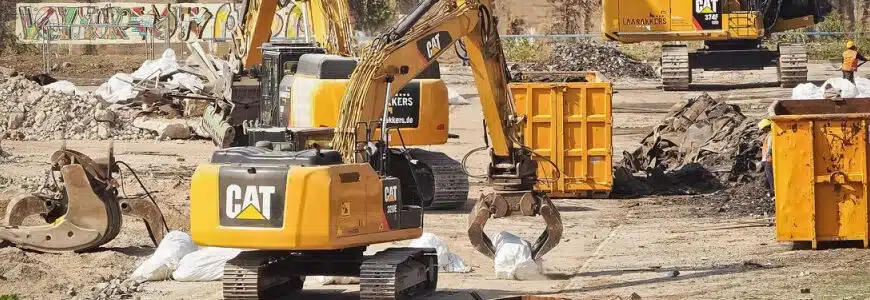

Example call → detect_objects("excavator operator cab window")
283 61 300 75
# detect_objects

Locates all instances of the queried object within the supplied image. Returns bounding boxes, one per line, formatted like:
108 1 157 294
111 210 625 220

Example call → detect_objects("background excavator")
602 0 833 90
202 0 470 210
189 0 561 298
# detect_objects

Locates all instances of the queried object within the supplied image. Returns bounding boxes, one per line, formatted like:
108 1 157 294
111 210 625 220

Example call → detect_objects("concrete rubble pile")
512 39 658 81
0 44 233 142
615 93 770 215
0 73 156 141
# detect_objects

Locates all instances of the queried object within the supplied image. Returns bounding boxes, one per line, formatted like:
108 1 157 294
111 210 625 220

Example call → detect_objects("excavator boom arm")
331 0 562 260
235 0 356 69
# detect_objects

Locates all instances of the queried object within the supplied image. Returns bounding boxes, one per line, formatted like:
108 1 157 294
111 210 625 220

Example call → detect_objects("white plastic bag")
171 247 243 282
855 77 870 97
791 82 822 100
43 80 83 95
311 276 359 285
408 233 471 273
448 88 470 105
493 232 543 280
130 231 198 283
821 78 858 98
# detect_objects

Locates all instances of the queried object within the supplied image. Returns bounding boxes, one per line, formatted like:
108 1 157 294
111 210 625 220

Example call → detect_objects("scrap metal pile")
512 39 658 82
615 93 770 215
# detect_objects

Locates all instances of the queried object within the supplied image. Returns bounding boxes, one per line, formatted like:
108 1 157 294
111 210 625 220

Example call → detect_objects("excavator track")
360 248 438 300
223 252 305 300
661 45 691 91
408 149 469 210
778 43 808 88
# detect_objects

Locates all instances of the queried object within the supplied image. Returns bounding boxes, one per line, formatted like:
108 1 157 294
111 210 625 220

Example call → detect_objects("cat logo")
417 32 452 62
695 0 718 14
425 34 442 59
225 184 275 220
384 185 398 203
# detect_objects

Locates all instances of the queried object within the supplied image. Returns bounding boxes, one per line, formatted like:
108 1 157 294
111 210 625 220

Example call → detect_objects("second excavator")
202 0 470 210
189 0 562 298
602 0 832 90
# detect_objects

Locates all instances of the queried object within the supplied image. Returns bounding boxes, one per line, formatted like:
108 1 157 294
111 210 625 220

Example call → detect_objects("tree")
348 0 394 34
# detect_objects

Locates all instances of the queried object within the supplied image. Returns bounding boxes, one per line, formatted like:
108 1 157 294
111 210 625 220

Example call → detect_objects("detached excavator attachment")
0 146 167 252
468 191 563 260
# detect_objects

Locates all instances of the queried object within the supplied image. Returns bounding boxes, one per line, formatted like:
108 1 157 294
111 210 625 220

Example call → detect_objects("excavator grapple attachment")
119 198 167 246
0 165 117 253
468 191 563 260
0 147 167 252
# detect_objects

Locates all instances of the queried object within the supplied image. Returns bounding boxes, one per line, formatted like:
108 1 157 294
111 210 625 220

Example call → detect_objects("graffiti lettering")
15 2 305 44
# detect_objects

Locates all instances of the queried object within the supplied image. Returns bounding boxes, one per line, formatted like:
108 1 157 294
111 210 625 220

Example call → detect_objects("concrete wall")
15 1 305 44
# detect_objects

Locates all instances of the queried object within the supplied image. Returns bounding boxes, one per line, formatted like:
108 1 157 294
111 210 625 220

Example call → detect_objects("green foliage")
503 39 550 63
0 295 21 300
348 0 395 34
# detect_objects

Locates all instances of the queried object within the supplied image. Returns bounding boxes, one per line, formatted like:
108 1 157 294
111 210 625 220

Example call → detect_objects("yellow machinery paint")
770 99 870 249
190 163 422 250
601 0 768 43
510 73 613 198
288 75 449 146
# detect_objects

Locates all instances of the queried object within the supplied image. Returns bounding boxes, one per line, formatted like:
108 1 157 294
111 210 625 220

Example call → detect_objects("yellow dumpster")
771 99 870 248
510 73 613 198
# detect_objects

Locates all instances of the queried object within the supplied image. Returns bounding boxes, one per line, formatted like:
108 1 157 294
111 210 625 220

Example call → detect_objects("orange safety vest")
844 49 860 71
761 134 772 162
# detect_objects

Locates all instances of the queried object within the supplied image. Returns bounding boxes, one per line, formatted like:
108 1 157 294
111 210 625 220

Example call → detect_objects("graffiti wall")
15 2 306 44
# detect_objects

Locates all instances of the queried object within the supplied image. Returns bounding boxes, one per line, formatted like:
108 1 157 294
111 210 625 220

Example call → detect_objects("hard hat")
758 119 772 129
847 40 856 49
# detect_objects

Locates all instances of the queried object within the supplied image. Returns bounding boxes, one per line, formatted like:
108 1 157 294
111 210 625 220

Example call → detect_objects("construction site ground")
3 62 870 299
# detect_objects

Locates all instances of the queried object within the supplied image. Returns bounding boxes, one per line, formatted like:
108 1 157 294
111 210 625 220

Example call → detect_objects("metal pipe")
379 77 395 176
301 1 313 44
392 0 439 39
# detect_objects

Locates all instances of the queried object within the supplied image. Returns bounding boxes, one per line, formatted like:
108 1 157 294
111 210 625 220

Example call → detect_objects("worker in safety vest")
843 40 867 83
759 119 774 198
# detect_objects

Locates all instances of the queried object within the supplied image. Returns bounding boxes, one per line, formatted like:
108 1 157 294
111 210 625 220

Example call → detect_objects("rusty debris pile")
614 93 769 215
512 39 658 81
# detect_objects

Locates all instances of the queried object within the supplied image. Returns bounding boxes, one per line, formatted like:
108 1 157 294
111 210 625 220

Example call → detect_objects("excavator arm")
331 0 562 260
234 0 355 69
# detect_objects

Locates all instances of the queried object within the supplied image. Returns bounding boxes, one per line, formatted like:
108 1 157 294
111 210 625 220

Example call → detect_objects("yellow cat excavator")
602 0 832 90
204 0 469 210
189 0 561 298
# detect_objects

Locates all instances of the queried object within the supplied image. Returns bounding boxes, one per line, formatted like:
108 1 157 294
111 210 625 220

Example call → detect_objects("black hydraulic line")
391 0 440 40
116 161 171 232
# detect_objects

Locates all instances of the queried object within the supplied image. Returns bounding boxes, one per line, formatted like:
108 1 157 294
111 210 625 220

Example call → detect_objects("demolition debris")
512 39 658 81
0 73 156 141
615 93 769 215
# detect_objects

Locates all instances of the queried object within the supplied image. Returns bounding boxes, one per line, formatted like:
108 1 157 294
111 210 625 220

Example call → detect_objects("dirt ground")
2 62 870 299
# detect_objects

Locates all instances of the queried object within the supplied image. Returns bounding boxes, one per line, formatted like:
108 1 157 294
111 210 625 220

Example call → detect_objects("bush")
0 295 20 300
503 39 551 63
348 0 395 34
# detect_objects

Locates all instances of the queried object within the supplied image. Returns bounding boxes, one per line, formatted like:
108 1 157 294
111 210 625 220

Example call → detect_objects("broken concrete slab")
133 117 191 140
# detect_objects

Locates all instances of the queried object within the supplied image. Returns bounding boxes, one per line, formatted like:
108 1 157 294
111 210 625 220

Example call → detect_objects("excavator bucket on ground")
0 146 167 252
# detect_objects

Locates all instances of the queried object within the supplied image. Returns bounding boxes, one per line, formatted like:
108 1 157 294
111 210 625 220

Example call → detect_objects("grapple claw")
0 146 166 252
467 191 563 260
3 195 53 226
0 165 120 253
120 198 167 246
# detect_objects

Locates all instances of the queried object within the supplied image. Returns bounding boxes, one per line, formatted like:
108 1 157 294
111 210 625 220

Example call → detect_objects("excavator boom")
234 0 355 69
330 0 562 260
